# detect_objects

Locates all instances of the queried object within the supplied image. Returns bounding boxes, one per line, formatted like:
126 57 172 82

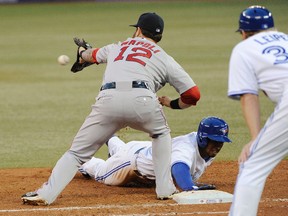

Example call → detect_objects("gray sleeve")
166 56 196 94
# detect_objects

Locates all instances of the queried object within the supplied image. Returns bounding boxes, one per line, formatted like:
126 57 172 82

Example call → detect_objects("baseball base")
172 190 233 204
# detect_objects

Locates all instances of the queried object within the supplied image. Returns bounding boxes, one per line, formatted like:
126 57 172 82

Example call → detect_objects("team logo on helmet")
220 127 228 135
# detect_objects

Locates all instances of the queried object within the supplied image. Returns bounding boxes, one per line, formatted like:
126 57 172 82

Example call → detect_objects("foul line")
0 203 226 214
1 198 287 214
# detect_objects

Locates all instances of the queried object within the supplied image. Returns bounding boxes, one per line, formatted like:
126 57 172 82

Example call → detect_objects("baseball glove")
71 37 94 73
196 182 216 190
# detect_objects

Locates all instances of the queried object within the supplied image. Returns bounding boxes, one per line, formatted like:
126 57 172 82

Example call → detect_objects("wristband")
79 50 86 58
170 98 181 109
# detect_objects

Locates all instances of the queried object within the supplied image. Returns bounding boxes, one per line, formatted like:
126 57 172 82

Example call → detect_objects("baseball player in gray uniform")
228 6 288 216
22 12 200 205
79 116 232 191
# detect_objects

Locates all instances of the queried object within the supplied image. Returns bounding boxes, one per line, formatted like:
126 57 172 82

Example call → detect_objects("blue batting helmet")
237 5 274 32
197 116 232 148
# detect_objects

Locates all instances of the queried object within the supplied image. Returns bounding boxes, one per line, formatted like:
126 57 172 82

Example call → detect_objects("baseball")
57 55 70 65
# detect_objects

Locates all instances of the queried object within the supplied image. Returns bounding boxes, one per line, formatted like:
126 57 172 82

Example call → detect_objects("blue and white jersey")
228 31 288 103
134 132 213 181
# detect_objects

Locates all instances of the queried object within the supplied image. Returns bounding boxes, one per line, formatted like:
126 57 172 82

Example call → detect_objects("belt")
100 81 149 91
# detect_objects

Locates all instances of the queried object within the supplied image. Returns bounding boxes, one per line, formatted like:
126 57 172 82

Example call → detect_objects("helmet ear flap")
199 137 208 148
203 137 208 148
197 132 208 148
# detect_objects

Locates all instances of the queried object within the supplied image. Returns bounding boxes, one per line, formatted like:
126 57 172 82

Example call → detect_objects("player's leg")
96 150 137 186
79 146 137 186
24 93 123 205
107 136 127 156
79 157 105 178
79 136 138 179
230 90 288 216
230 145 288 216
33 122 119 204
152 132 177 199
128 89 176 198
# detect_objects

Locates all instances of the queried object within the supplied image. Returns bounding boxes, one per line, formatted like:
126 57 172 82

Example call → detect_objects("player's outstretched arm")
171 162 197 191
71 37 96 73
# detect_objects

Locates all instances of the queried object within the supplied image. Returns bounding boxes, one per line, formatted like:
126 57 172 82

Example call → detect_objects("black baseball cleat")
21 191 48 206
157 190 179 200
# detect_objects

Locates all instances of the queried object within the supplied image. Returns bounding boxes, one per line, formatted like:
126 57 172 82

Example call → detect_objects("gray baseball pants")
37 83 176 204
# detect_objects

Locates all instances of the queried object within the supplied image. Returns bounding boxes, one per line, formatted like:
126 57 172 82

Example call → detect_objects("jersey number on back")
262 45 288 65
114 46 152 66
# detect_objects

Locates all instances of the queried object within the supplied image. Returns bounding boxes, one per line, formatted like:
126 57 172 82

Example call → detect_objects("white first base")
172 190 233 204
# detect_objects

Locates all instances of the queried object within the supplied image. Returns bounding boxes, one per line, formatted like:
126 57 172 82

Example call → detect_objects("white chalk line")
110 212 229 216
0 203 224 214
0 198 286 214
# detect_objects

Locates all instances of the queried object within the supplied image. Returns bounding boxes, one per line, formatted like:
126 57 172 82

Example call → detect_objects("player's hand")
158 96 171 107
78 47 85 64
238 140 253 164
71 37 94 73
194 182 216 190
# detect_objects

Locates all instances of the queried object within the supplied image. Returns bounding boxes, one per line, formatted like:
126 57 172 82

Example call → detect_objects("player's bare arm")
79 47 98 63
159 86 200 109
239 93 261 163
240 93 261 139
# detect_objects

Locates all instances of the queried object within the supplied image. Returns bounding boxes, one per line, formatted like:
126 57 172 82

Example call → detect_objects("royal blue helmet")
237 5 274 32
197 116 232 148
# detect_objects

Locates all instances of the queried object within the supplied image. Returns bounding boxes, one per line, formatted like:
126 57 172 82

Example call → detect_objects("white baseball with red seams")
57 55 70 65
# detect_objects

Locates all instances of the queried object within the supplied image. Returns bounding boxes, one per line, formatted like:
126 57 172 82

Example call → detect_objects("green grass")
0 0 286 168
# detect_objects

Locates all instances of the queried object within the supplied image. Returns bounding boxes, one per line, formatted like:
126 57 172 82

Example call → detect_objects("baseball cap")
130 12 164 35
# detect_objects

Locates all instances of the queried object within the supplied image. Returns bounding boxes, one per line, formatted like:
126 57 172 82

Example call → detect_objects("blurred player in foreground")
79 116 232 191
228 5 288 216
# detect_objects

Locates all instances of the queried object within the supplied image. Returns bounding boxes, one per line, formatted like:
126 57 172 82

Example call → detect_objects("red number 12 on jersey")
114 46 152 66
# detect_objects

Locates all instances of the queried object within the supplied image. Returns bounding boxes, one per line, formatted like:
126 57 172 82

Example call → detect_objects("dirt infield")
0 161 287 216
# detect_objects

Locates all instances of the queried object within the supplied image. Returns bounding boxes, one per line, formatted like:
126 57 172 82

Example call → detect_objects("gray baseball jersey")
35 36 197 204
95 37 196 93
228 30 288 215
80 134 213 186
